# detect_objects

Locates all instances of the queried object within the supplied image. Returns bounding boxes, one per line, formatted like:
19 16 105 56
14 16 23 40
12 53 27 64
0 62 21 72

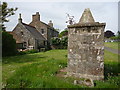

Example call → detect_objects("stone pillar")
67 8 106 80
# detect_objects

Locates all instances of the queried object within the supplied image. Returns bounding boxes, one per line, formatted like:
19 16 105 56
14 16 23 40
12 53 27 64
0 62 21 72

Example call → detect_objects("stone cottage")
11 12 59 51
67 8 106 80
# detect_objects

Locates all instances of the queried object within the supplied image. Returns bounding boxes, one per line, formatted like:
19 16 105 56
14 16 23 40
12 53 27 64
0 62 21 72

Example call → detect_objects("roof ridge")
22 23 36 28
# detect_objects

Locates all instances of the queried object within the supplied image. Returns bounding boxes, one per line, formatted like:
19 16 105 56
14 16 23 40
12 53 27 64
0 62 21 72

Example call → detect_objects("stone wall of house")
29 20 48 40
53 30 59 37
12 23 36 49
67 8 106 80
12 12 58 50
29 12 59 47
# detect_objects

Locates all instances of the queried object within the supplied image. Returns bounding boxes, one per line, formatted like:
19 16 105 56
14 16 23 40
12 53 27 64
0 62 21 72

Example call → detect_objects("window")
23 42 27 48
43 41 46 46
41 29 44 34
17 43 23 49
21 32 24 36
28 39 30 46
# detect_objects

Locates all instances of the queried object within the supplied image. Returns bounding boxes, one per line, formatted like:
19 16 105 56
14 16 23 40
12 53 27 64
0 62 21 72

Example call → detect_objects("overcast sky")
4 1 118 34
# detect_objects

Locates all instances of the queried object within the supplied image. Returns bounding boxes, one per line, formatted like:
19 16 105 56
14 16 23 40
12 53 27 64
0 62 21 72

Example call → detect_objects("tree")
1 2 18 56
104 30 115 38
0 2 17 31
60 37 68 49
51 37 68 49
59 28 68 38
51 37 61 46
117 31 120 39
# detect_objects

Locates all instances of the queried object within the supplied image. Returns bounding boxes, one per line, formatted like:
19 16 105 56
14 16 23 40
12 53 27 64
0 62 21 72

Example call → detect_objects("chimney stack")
32 12 40 21
48 20 53 27
18 13 22 23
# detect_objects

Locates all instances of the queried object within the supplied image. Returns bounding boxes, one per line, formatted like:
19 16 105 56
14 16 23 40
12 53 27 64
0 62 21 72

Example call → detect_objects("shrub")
60 37 68 49
51 37 68 49
59 29 68 38
17 49 38 55
2 31 17 57
27 49 38 54
51 37 61 46
17 51 27 55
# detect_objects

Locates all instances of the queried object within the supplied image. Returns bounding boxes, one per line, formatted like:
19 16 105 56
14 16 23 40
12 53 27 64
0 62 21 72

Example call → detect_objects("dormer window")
41 29 44 34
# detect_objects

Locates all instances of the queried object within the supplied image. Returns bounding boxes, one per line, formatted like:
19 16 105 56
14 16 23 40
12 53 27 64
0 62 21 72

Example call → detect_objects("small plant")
27 49 38 54
17 49 38 55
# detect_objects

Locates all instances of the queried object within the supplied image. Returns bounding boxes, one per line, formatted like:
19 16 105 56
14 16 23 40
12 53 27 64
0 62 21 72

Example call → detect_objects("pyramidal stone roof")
67 8 106 28
79 8 95 23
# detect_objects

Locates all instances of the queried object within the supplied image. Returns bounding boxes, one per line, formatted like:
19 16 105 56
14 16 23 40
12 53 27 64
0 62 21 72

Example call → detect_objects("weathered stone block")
67 8 106 80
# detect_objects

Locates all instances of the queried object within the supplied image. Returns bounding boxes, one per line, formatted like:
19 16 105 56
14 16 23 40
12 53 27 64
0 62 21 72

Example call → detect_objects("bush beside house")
51 37 68 49
2 31 17 57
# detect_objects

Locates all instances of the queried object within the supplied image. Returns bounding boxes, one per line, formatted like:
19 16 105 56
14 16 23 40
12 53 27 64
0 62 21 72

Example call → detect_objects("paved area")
105 47 120 55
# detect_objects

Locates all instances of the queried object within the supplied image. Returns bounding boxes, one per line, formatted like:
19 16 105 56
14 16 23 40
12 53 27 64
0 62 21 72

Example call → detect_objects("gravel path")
105 47 120 55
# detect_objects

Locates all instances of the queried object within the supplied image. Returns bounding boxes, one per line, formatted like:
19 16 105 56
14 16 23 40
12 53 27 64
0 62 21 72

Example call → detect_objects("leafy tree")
110 36 118 40
2 32 17 56
0 2 17 31
51 37 68 49
108 31 120 40
1 2 18 56
104 30 115 38
51 37 61 46
59 29 68 38
60 37 68 49
117 31 120 39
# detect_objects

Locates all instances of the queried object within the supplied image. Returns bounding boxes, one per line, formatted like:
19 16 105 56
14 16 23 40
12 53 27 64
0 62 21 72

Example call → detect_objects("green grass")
2 50 120 88
105 42 119 50
95 50 120 88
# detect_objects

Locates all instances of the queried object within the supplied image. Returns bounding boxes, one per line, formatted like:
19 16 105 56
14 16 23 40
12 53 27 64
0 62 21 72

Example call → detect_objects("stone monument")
67 8 106 80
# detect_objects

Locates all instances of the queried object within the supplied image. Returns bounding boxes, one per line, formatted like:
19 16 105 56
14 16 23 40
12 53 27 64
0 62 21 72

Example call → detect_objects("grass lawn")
2 50 120 88
104 42 119 50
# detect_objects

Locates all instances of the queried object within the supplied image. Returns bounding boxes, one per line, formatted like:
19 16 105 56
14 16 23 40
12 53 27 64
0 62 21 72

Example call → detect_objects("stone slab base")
67 72 104 80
